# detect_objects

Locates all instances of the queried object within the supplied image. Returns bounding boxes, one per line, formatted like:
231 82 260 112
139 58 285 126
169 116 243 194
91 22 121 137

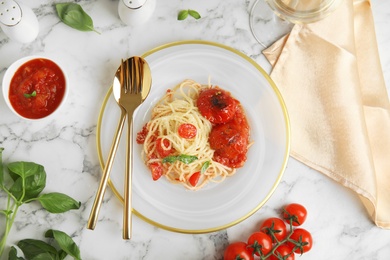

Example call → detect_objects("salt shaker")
118 0 156 26
0 0 39 43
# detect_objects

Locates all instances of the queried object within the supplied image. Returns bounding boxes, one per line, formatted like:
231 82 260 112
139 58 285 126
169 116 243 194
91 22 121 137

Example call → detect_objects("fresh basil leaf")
30 252 57 260
56 3 98 33
0 147 4 186
177 10 189 20
9 165 46 202
8 246 24 260
57 249 68 260
162 155 178 163
178 154 198 164
162 154 198 164
188 9 201 19
37 192 80 213
24 90 37 98
17 239 57 259
8 162 42 180
201 161 210 174
45 230 81 260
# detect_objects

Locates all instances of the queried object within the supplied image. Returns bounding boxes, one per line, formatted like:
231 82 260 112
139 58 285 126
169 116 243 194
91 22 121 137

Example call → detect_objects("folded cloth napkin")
263 0 390 229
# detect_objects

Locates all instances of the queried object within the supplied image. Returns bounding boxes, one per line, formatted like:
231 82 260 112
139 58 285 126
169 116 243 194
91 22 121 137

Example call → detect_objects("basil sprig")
162 154 198 164
56 3 99 33
178 9 201 20
9 229 81 260
0 148 81 257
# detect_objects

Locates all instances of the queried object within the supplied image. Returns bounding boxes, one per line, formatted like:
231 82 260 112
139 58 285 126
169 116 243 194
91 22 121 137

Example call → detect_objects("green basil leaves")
23 90 36 98
56 3 99 33
10 229 81 260
178 9 201 20
0 148 81 257
162 154 198 164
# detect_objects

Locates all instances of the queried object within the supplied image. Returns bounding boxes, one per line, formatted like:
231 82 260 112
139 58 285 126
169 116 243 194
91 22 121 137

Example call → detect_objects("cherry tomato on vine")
247 232 272 257
287 228 313 254
260 217 287 242
270 245 294 260
282 203 307 226
224 242 254 260
178 123 197 139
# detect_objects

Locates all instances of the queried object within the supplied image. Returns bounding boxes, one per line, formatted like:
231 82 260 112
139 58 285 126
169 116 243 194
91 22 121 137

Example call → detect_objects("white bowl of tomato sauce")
2 55 68 120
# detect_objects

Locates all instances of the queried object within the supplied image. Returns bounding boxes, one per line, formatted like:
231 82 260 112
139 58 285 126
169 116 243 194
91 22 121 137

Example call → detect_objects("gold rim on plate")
96 40 291 234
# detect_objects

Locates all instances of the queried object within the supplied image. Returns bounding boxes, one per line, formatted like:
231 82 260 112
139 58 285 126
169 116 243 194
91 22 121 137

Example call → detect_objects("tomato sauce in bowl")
6 58 66 119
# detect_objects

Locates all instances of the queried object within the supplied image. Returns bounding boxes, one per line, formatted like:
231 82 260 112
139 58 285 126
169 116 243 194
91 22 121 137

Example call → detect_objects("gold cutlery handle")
87 107 126 230
123 113 133 239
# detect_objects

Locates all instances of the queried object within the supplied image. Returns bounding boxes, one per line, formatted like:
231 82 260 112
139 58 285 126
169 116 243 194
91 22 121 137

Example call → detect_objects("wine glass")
249 0 344 48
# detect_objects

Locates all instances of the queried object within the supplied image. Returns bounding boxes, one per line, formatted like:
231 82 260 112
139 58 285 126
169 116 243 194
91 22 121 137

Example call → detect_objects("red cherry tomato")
224 242 254 260
197 88 238 124
156 138 174 157
149 162 163 181
269 245 294 260
260 217 287 242
247 232 272 257
188 171 201 187
178 123 197 139
282 203 307 226
286 228 313 254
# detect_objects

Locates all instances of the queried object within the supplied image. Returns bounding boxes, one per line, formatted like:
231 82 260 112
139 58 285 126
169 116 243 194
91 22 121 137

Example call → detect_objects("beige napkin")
263 0 390 229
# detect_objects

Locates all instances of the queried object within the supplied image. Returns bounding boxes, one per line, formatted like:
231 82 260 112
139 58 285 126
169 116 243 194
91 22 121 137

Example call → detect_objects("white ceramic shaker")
0 0 39 43
118 0 156 26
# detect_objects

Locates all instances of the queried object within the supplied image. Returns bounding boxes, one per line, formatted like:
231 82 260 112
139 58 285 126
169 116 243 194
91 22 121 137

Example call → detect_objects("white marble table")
1 0 390 259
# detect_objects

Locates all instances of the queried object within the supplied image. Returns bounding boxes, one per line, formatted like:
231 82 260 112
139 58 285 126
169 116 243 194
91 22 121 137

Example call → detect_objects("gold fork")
120 57 151 239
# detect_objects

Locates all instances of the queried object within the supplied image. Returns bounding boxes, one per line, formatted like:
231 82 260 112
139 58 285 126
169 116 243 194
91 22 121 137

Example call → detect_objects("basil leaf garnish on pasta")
162 154 198 164
201 161 210 173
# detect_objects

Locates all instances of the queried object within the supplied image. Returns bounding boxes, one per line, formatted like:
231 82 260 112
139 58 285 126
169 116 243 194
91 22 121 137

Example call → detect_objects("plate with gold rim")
96 40 290 234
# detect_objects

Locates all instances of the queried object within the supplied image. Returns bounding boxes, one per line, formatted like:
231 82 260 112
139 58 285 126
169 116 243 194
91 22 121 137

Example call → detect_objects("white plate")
96 40 290 233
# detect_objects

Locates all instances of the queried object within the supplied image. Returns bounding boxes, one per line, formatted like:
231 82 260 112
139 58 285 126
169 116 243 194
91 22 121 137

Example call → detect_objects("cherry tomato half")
189 171 201 187
224 242 254 260
149 162 163 181
156 138 174 157
287 228 313 254
269 245 294 260
282 203 307 226
178 123 197 139
247 232 272 257
260 217 287 242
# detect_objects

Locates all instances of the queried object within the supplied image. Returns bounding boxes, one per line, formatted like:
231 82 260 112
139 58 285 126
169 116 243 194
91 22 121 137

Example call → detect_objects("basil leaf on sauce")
23 90 36 98
56 3 99 34
162 154 198 164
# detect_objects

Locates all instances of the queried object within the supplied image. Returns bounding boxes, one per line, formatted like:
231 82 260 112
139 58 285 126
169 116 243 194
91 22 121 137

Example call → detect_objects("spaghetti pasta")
137 79 250 190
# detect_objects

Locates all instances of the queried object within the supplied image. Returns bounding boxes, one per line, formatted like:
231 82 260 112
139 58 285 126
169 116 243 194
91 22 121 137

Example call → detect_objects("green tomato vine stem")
256 219 303 260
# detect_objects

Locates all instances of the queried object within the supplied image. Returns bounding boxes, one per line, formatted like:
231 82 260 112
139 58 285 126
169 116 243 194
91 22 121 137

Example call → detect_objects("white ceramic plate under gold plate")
96 40 290 234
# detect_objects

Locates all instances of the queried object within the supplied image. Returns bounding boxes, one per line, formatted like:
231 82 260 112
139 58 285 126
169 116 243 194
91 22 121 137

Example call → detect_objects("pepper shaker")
0 0 39 43
118 0 156 26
